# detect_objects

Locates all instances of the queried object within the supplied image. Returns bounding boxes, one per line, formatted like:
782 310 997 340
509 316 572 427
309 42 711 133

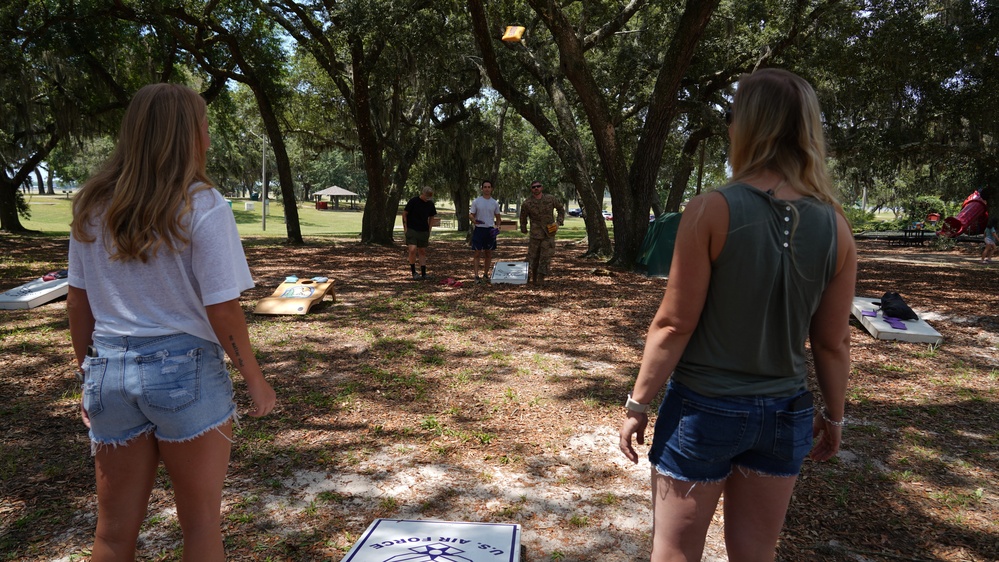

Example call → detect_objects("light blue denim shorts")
82 333 236 450
648 380 814 482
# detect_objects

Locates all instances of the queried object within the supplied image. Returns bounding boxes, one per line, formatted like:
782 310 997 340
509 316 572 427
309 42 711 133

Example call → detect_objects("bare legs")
407 244 427 277
723 469 797 561
650 467 722 562
649 466 797 562
160 424 233 562
91 423 233 562
473 249 493 279
982 243 996 262
92 434 159 561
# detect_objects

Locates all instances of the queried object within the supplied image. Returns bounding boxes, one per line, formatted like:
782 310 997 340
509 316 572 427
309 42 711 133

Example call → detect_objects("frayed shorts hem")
90 409 237 456
653 463 729 484
653 462 799 484
733 463 801 479
90 427 155 456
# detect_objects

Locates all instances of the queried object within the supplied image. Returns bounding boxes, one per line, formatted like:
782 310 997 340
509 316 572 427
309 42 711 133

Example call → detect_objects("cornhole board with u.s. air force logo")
490 262 528 285
0 271 70 310
341 519 521 562
253 276 335 315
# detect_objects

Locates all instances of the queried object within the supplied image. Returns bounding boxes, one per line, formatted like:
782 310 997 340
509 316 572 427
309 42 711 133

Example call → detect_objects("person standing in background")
519 180 565 285
470 180 503 282
981 216 996 263
68 83 276 562
402 186 437 280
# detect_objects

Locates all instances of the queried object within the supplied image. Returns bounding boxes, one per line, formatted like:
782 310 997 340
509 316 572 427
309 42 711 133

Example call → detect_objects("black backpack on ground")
878 292 919 321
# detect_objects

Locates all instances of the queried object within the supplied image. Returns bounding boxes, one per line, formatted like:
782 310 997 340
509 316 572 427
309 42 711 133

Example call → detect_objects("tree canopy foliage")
2 0 996 260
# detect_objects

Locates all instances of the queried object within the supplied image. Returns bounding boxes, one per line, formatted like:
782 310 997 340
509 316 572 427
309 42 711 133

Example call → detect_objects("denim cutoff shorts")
82 333 236 450
648 380 814 482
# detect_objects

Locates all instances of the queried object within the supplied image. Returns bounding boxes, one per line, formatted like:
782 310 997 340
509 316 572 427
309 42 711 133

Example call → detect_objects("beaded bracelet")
820 408 846 427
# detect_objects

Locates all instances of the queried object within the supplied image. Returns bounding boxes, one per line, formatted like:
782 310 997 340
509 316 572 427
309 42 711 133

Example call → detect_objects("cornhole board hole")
491 261 529 285
253 277 334 315
341 519 521 562
0 276 70 310
851 296 943 345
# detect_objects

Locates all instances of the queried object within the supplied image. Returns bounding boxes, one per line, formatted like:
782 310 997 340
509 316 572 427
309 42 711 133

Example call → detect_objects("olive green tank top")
672 183 838 397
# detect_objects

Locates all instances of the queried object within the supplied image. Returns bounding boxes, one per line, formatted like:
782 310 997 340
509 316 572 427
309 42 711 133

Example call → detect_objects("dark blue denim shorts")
471 226 497 251
82 333 236 450
648 380 814 482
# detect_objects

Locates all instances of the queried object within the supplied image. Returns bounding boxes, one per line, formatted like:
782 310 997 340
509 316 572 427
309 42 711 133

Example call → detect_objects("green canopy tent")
635 212 682 278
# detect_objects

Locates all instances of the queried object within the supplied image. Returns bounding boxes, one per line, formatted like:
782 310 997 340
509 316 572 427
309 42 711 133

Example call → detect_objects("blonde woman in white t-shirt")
68 83 275 562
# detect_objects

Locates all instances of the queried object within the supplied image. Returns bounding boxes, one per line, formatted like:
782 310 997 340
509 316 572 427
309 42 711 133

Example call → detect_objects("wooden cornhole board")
253 277 334 315
0 276 70 310
851 296 943 345
341 518 521 562
491 261 529 285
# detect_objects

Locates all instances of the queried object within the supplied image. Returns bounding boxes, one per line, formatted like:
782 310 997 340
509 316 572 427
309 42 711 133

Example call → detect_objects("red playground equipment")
940 190 989 237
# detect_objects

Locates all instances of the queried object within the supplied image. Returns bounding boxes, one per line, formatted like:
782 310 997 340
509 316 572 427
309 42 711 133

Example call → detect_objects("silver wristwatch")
625 393 650 413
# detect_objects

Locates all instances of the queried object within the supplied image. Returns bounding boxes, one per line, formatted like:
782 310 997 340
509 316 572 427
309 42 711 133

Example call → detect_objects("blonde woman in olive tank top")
619 69 857 561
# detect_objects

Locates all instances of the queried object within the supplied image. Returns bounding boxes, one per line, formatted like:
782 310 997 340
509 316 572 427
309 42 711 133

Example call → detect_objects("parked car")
601 210 613 221
568 208 583 217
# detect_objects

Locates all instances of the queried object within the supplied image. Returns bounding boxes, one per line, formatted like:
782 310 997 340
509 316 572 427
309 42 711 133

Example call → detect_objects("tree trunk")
530 0 719 267
546 75 611 257
665 127 713 212
34 168 45 195
350 36 398 246
450 153 471 232
531 0 633 264
0 178 28 232
250 84 303 244
0 131 58 232
455 191 471 232
491 103 507 185
619 0 719 266
467 0 612 257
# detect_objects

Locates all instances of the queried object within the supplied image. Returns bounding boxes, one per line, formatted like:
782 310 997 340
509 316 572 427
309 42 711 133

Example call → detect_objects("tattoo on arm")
228 335 247 370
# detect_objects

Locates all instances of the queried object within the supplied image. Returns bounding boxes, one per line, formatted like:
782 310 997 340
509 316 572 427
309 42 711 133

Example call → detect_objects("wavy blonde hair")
71 83 212 262
728 69 841 212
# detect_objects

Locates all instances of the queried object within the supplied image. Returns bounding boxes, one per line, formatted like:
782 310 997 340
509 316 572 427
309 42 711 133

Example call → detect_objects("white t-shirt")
68 185 253 345
470 196 501 228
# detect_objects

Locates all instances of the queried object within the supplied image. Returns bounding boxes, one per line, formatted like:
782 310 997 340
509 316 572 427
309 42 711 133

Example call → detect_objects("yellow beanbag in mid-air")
502 26 525 42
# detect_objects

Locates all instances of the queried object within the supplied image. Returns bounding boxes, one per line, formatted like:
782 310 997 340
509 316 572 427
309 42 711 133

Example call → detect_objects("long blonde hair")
71 83 212 262
728 69 841 212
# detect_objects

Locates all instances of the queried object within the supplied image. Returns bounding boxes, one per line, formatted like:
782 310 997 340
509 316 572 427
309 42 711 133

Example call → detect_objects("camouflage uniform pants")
527 236 556 276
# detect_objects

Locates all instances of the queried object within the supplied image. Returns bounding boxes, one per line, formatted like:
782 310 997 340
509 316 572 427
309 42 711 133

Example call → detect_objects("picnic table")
888 229 933 246
854 230 934 246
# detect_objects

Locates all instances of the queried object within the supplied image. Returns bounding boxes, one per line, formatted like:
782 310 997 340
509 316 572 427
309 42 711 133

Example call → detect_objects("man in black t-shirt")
402 186 437 279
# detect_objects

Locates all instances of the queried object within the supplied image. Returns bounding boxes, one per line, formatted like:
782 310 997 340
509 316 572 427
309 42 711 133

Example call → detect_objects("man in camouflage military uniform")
519 180 565 285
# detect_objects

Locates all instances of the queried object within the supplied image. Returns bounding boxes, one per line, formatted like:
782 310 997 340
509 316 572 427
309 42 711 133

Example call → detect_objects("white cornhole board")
851 296 943 345
0 277 70 310
491 261 528 285
341 519 521 562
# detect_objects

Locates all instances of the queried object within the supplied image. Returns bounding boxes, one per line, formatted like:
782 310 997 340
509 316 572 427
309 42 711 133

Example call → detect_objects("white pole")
261 132 267 232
